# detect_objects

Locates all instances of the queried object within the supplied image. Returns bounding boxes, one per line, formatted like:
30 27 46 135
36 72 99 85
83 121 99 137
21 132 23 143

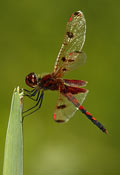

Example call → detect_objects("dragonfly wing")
53 90 88 123
64 79 88 87
53 93 77 123
61 51 86 76
54 10 86 77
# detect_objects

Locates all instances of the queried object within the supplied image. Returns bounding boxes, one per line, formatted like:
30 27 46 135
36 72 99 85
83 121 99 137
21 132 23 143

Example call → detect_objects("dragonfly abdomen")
79 106 108 134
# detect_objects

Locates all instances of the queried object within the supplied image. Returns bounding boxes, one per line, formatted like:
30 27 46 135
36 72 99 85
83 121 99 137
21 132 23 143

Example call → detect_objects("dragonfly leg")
24 88 36 94
22 91 44 120
23 90 41 114
24 89 39 101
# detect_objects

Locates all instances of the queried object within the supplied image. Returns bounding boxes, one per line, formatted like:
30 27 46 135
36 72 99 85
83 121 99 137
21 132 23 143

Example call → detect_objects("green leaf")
3 87 24 175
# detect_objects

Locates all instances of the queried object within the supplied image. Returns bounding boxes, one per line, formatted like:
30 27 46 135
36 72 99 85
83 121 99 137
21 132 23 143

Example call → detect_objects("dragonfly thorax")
39 73 62 90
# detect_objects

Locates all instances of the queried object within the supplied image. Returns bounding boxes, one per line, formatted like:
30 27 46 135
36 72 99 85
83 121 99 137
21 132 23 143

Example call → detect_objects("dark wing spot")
62 68 67 72
74 11 82 17
55 120 65 123
68 59 74 62
74 11 80 16
66 32 74 38
57 104 66 109
75 51 81 53
61 57 66 62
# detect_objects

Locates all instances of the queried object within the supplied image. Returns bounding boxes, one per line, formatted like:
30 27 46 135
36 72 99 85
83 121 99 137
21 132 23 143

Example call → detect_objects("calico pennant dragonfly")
23 10 107 134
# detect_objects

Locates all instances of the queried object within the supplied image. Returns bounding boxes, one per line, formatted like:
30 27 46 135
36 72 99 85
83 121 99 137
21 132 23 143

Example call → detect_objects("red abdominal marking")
79 105 84 110
69 14 73 22
86 111 92 117
92 117 97 121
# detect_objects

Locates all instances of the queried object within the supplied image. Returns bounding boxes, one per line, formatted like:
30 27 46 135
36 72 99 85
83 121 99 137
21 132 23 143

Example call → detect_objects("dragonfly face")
25 72 38 88
23 10 108 134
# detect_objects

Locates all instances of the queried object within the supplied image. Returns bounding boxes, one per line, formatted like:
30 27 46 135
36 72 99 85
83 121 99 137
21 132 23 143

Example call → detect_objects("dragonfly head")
25 72 38 88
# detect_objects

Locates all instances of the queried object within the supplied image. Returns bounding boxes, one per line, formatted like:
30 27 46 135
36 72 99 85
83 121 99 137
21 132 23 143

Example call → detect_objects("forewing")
64 79 88 87
54 10 86 77
53 90 88 123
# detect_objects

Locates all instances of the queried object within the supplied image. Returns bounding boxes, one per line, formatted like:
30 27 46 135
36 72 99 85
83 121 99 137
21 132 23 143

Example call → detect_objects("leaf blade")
3 87 23 175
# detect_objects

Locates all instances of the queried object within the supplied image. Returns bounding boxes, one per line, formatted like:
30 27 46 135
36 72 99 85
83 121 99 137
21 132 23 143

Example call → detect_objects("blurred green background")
0 0 120 174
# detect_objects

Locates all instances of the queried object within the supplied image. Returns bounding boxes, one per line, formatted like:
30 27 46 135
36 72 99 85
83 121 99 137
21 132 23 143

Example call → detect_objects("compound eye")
25 72 38 87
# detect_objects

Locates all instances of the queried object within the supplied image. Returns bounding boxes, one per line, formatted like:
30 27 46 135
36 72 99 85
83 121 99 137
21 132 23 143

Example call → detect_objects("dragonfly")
23 10 108 134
